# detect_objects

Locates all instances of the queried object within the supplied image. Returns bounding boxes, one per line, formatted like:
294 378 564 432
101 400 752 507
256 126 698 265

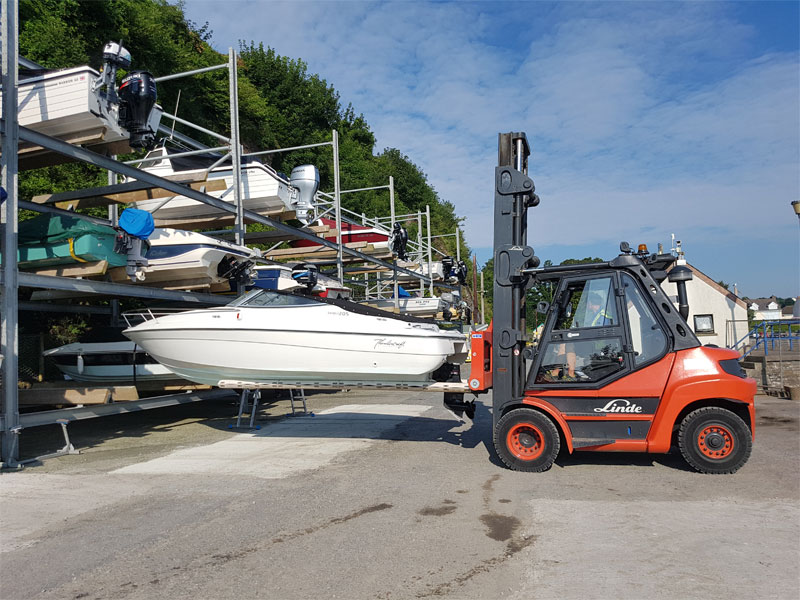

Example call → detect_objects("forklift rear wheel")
494 408 560 472
678 407 752 474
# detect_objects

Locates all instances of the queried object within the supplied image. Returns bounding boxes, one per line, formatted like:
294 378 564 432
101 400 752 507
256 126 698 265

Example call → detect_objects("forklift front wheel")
678 407 752 474
494 408 560 472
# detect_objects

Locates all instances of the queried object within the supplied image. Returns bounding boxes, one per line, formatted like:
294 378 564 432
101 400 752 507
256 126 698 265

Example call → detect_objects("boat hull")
123 303 467 387
133 164 293 221
43 341 183 384
362 297 445 317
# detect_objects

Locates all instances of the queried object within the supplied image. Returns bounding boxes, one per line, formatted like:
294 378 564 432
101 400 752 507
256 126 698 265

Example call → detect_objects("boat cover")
19 213 117 244
118 208 154 239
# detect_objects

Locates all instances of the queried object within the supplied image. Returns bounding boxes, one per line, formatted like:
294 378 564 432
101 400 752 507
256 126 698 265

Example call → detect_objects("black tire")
678 407 752 474
494 408 560 472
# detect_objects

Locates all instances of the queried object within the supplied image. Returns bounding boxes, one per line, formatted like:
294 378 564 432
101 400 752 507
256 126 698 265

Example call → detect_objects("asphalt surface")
1 390 798 600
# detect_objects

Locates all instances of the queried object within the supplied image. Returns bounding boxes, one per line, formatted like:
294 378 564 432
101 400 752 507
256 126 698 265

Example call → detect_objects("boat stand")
231 389 262 430
288 389 308 416
3 419 81 468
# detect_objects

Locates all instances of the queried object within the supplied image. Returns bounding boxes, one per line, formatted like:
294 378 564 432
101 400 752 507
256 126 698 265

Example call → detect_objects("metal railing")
732 319 800 358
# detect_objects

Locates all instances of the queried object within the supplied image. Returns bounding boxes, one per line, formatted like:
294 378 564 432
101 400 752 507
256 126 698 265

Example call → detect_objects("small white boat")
132 147 319 225
7 42 162 163
386 260 446 282
251 264 351 299
122 289 468 387
361 296 446 318
43 341 183 384
110 228 256 290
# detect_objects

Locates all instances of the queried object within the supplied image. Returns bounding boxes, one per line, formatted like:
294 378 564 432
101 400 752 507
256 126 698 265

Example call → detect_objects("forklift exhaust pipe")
668 265 693 321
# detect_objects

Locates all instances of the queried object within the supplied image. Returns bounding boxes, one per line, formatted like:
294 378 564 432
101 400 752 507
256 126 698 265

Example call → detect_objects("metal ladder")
232 389 262 430
288 389 307 415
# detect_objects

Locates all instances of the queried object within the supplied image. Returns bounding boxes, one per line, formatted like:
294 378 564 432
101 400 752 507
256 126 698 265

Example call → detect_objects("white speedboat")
122 289 468 387
43 341 183 384
132 147 319 225
110 228 256 290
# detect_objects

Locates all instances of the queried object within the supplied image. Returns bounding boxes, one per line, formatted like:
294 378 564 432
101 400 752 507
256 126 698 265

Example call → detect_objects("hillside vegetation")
17 0 466 257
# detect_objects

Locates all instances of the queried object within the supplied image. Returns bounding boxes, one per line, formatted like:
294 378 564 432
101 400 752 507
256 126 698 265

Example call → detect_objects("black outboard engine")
218 256 254 286
456 260 468 285
441 256 455 283
389 223 409 261
292 263 319 292
119 71 158 149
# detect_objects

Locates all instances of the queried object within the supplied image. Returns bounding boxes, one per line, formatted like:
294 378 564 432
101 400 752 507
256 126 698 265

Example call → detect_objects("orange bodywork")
468 323 493 392
515 346 756 455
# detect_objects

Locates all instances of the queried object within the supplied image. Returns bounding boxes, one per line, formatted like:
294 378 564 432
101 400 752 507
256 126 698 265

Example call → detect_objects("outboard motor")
118 71 158 149
441 256 455 283
456 260 468 285
93 41 131 104
289 165 320 225
218 256 254 286
389 223 409 261
115 208 154 282
291 263 319 292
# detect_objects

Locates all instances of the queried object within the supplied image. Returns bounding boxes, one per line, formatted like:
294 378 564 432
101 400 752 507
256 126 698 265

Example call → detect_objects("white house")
748 297 782 321
661 263 749 350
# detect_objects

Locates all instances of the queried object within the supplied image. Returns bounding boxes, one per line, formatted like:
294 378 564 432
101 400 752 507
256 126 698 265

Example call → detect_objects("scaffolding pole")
1 0 20 466
332 130 343 283
228 48 244 247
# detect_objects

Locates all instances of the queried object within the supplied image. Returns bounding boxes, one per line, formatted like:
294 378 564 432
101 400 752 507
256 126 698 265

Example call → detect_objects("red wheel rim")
697 424 735 459
507 422 545 461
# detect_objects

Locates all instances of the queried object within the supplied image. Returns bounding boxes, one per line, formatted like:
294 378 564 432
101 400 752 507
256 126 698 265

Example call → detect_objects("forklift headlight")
719 358 746 378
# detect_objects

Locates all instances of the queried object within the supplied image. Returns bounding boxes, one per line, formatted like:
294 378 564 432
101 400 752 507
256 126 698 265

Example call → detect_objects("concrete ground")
1 390 798 600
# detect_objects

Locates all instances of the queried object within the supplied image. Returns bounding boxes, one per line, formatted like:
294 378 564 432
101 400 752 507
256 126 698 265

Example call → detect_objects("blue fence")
732 319 800 358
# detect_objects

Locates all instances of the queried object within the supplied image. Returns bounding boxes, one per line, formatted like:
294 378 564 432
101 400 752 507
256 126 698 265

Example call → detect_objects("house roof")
669 263 748 309
747 297 780 310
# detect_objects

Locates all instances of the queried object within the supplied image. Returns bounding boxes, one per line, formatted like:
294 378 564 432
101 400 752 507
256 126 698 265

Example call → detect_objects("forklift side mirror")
536 301 549 314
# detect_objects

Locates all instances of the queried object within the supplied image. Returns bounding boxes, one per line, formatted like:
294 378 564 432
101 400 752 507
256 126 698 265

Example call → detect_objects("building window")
694 314 715 334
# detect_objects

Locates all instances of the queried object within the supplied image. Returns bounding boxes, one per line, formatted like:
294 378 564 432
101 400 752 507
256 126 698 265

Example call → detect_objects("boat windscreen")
227 289 320 307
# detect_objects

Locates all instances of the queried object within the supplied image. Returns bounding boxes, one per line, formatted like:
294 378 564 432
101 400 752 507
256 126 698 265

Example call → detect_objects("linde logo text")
593 399 643 413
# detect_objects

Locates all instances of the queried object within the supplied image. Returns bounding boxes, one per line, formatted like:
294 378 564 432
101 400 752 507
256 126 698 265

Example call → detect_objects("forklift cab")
527 266 671 389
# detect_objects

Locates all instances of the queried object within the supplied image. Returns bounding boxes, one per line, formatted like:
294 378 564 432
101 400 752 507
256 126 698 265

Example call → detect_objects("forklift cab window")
555 277 617 330
535 276 625 384
622 273 668 366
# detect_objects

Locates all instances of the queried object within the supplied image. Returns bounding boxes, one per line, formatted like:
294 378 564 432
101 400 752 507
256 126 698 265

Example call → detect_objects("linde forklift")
445 132 756 474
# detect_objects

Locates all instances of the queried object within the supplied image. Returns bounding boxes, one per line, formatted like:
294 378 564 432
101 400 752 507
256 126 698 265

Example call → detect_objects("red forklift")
444 132 756 474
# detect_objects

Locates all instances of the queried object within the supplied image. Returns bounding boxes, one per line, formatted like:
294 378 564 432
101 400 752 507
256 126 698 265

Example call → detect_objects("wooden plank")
25 260 109 278
31 171 213 205
152 208 297 230
265 241 369 259
19 388 111 406
52 179 228 211
240 224 332 244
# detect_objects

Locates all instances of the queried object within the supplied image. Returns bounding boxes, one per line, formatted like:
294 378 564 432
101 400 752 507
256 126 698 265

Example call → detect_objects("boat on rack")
43 341 184 385
109 228 257 291
131 147 320 226
14 211 149 281
250 264 351 299
290 217 390 248
7 42 163 169
122 289 468 387
360 296 447 318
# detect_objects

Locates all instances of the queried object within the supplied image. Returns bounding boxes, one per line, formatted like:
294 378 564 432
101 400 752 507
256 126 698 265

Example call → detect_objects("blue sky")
182 0 799 299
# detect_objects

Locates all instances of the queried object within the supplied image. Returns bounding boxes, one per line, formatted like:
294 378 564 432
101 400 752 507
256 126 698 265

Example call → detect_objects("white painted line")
112 404 432 479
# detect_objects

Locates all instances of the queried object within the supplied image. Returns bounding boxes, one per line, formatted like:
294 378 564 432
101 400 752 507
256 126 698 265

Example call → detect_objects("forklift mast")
492 133 540 426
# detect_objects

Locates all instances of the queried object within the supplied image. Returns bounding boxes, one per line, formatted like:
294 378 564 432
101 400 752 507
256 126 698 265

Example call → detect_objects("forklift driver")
561 291 614 379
